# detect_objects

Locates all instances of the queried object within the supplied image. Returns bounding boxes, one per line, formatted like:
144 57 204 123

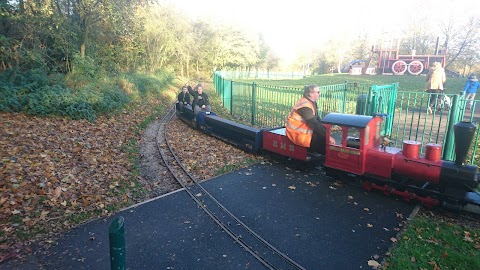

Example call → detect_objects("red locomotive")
263 113 480 210
176 104 480 211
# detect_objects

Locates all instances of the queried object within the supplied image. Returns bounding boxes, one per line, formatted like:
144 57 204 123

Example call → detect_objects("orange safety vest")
286 97 315 147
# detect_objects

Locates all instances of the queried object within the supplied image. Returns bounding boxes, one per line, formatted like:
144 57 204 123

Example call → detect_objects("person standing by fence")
464 74 480 110
425 62 446 113
286 84 335 155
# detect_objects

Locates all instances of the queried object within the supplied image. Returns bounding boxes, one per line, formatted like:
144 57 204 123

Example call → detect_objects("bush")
75 82 130 116
0 66 174 121
23 85 71 115
0 70 129 121
121 71 174 99
64 101 96 121
0 85 21 112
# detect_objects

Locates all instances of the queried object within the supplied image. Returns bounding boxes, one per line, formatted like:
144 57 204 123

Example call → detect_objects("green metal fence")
215 73 397 133
389 92 479 163
218 70 305 80
213 72 479 163
462 100 480 165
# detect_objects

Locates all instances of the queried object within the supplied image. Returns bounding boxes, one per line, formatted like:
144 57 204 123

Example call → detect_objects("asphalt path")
1 161 415 270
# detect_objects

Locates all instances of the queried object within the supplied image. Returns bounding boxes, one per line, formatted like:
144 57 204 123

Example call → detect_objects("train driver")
176 85 191 111
286 84 335 155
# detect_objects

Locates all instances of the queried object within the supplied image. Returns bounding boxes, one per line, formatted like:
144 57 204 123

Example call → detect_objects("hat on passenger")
469 74 478 81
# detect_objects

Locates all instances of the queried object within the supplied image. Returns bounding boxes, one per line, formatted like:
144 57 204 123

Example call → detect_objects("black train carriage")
175 103 263 153
203 114 263 153
176 103 196 127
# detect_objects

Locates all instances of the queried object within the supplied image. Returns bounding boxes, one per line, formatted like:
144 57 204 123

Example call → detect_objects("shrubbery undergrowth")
0 60 174 121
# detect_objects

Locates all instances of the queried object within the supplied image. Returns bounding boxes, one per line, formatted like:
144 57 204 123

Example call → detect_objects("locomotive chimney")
454 121 477 165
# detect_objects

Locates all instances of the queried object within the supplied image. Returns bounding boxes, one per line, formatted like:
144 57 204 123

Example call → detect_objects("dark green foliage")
0 67 132 121
64 102 96 121
75 83 130 116
122 70 174 97
0 64 176 121
70 54 105 81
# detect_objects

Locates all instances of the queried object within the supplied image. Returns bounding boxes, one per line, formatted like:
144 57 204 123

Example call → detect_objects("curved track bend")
156 106 306 270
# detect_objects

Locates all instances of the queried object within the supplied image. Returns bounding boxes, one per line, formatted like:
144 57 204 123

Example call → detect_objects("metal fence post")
443 95 460 160
230 80 233 114
221 77 225 107
214 72 219 94
342 81 347 113
251 82 256 126
366 85 374 115
109 216 125 270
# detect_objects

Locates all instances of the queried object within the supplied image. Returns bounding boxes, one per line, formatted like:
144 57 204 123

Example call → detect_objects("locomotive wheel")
408 60 424 75
391 60 407 74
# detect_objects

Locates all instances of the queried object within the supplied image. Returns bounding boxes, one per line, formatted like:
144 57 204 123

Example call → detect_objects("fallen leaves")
168 118 261 181
367 260 381 268
464 231 474 242
0 101 161 261
428 261 441 270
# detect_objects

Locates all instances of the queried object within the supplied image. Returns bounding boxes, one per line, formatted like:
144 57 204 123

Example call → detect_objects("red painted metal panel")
262 130 307 161
325 145 363 174
393 153 442 183
365 147 401 179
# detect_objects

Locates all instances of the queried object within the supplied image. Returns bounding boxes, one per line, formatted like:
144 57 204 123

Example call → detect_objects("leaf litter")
0 106 261 262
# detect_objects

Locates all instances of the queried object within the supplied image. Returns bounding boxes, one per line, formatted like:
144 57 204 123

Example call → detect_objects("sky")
165 0 479 64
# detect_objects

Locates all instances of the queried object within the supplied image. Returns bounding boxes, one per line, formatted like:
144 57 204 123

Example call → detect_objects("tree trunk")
80 18 89 58
19 0 25 13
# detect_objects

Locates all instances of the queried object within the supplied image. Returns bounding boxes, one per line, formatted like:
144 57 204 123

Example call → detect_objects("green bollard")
109 216 125 270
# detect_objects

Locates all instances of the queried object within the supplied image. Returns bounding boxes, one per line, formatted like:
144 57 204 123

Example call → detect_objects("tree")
399 16 436 55
265 51 280 73
254 34 270 71
440 16 480 71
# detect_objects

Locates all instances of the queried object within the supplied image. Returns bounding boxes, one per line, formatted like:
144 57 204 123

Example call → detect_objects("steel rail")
156 105 306 270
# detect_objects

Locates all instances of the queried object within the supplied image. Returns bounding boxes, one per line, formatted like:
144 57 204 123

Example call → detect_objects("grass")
237 73 467 94
385 215 480 270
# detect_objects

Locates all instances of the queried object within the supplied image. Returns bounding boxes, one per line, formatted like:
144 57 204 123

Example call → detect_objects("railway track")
156 106 306 270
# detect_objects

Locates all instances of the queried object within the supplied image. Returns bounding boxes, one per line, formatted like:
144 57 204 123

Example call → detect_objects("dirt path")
138 114 261 197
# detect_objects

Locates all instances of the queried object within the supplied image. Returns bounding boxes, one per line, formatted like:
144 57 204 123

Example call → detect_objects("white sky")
166 0 479 64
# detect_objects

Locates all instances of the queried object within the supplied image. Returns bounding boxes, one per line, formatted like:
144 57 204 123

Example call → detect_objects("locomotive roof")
321 113 373 128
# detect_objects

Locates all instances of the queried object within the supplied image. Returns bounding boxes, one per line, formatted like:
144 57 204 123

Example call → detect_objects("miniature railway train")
175 103 480 212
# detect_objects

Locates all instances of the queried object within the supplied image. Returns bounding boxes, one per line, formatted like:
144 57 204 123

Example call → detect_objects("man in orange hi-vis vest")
286 84 335 155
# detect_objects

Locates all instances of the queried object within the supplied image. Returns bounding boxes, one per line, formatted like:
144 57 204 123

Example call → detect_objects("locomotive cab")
322 113 383 175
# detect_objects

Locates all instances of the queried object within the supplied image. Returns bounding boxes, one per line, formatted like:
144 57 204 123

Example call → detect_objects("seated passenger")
176 85 191 111
188 83 211 115
286 84 335 155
